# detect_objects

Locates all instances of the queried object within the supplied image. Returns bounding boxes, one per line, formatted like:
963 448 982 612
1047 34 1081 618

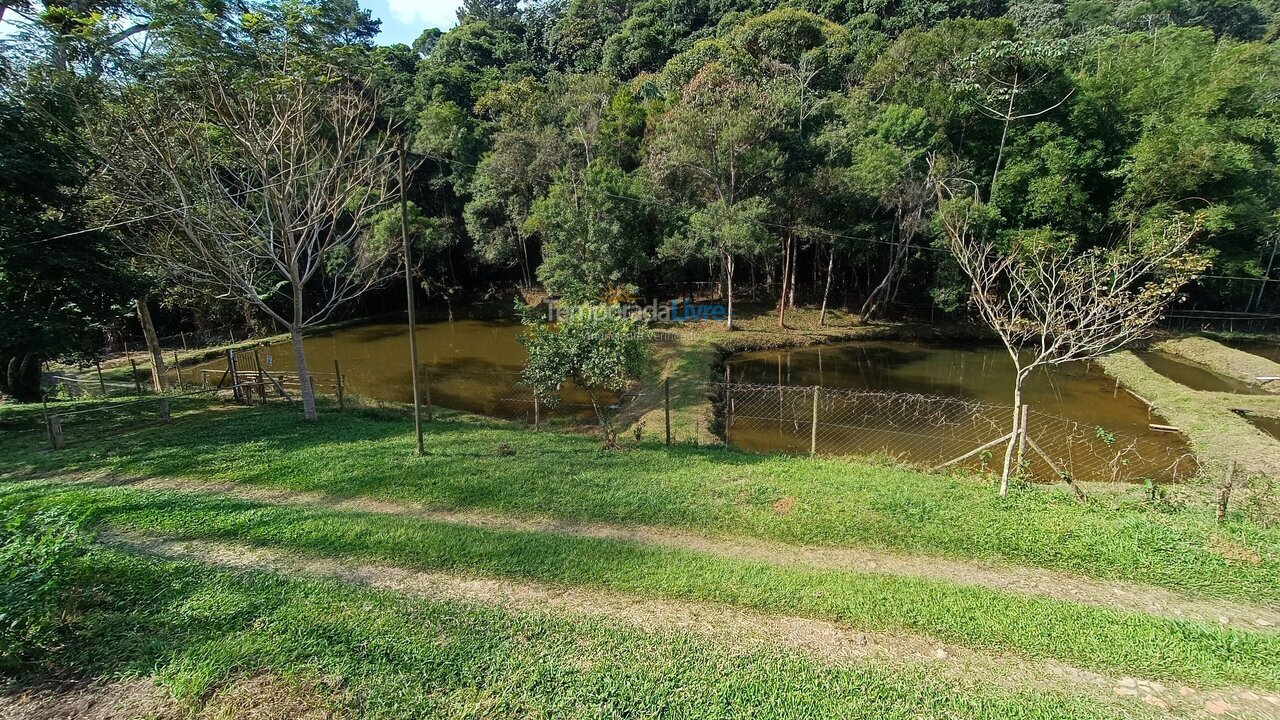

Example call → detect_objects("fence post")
723 367 732 445
47 414 65 450
334 359 345 410
130 358 142 395
664 377 672 446
173 350 183 391
95 361 106 396
533 394 539 431
252 349 266 405
180 331 188 351
1216 461 1237 524
810 385 819 455
227 349 241 403
158 397 171 423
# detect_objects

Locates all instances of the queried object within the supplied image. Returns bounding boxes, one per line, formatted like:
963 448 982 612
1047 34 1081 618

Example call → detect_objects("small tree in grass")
934 175 1208 497
520 306 650 446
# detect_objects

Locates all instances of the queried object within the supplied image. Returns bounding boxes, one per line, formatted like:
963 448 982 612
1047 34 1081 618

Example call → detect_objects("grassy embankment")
8 306 1280 717
3 386 1280 717
1100 337 1280 514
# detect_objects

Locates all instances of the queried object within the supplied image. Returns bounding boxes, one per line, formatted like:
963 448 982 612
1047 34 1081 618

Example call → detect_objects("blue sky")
362 0 460 45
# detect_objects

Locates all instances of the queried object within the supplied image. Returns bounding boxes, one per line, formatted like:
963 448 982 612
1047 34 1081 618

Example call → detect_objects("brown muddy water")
724 341 1196 483
194 320 606 421
1237 411 1280 442
1220 339 1280 365
1138 351 1272 395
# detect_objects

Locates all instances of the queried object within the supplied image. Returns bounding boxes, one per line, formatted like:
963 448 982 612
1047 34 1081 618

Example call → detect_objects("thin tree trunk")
1000 372 1025 497
290 326 317 421
819 245 835 327
725 254 735 330
135 299 168 392
778 232 792 328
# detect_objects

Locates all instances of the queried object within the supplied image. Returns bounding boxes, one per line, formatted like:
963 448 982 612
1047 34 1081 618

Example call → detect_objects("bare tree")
101 62 399 420
933 169 1207 496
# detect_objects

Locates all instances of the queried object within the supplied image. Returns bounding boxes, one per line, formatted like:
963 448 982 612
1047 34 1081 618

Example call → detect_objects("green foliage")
520 306 650 438
531 161 656 301
0 507 90 669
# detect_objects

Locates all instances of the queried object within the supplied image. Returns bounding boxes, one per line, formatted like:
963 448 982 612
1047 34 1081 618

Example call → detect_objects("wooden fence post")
47 415 65 450
130 358 142 395
180 331 188 351
723 370 732 445
334 359 345 410
1216 461 1237 524
252 349 266 405
173 350 183 391
95 361 106 397
158 397 171 423
810 385 820 455
227 349 241 403
664 377 672 446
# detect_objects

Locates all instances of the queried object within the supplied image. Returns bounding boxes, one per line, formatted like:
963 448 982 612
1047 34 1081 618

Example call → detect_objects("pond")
1237 411 1280 442
1138 351 1271 395
192 319 605 421
1219 338 1280 365
724 341 1196 483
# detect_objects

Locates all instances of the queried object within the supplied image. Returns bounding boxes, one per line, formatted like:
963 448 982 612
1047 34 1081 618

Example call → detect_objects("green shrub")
0 507 90 668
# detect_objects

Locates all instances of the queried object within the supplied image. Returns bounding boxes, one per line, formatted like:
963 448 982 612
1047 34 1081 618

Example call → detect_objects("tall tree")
101 59 400 420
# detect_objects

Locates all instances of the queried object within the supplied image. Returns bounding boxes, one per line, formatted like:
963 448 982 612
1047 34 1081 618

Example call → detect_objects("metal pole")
400 135 424 455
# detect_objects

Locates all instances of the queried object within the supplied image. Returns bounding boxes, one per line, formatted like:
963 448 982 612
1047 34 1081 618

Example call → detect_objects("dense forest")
2 0 1279 392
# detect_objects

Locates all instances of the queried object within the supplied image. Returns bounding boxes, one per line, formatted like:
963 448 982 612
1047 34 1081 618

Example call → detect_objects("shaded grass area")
1 400 1277 606
2 539 1151 720
2 480 1278 692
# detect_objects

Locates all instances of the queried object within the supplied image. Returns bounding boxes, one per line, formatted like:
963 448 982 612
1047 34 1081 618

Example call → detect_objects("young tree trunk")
777 232 792 328
135 299 168 392
585 388 614 445
725 254 735 331
290 326 318 421
819 246 835 327
1000 371 1028 498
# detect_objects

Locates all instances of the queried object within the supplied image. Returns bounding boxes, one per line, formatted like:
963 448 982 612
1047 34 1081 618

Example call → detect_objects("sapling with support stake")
933 160 1208 497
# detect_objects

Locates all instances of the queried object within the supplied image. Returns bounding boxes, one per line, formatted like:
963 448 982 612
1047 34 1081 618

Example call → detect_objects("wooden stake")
47 414 64 450
810 385 820 455
334 359 345 410
933 432 1015 471
95 361 106 396
253 349 266 405
1026 437 1087 502
1216 461 1237 524
173 350 183 391
227 349 241 403
130 358 142 395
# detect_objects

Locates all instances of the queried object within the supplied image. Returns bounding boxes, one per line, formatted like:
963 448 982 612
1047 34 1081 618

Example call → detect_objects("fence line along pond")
723 341 1197 483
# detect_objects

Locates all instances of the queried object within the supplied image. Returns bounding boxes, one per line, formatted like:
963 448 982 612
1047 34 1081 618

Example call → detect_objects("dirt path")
39 470 1280 633
108 530 1280 720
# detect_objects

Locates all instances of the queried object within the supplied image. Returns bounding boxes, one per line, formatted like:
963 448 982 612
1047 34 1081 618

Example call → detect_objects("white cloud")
383 0 459 30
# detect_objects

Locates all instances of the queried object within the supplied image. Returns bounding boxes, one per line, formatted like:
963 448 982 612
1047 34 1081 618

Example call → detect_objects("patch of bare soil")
0 678 178 720
109 531 1280 720
52 470 1280 633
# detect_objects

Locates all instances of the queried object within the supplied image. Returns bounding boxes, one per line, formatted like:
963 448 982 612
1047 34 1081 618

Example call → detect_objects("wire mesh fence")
716 382 1199 484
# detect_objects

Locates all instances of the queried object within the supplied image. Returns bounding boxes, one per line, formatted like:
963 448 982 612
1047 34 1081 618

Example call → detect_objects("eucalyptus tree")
648 61 784 330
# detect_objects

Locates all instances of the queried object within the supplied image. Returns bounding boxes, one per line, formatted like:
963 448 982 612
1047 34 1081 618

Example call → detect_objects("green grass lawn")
3 479 1277 690
2 400 1276 607
6 396 1280 716
2 537 1154 719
